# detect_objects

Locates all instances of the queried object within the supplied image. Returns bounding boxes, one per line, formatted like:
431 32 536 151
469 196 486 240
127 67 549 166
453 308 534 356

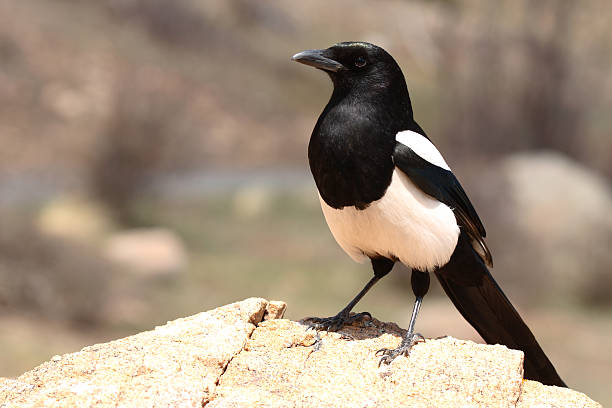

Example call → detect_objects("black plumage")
435 231 563 386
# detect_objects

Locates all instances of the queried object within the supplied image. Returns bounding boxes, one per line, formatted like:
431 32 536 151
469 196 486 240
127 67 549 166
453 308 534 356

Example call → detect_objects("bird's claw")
377 332 424 366
312 331 323 352
304 311 372 333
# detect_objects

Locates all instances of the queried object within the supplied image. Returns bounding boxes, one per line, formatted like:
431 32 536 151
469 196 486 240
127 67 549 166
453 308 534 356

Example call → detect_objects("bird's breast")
319 169 460 272
308 130 395 209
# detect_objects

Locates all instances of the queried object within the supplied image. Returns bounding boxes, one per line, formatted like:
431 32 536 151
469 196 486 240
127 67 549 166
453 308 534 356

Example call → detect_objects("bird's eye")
354 56 367 67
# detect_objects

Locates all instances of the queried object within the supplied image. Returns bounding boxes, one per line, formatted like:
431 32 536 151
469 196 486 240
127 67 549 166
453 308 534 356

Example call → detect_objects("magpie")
292 41 566 387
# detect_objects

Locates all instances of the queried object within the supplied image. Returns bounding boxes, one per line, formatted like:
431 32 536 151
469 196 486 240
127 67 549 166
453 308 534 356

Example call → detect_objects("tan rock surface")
517 380 600 408
0 298 600 408
1 297 273 408
211 320 523 407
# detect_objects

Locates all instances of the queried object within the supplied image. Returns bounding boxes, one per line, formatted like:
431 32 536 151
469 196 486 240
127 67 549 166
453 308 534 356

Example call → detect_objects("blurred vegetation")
0 0 610 404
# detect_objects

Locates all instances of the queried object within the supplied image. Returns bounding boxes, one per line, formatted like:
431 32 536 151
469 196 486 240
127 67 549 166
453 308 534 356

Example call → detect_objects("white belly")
319 168 460 272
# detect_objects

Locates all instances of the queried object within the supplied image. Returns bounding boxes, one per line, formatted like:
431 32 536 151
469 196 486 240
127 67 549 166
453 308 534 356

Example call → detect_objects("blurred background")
0 0 611 403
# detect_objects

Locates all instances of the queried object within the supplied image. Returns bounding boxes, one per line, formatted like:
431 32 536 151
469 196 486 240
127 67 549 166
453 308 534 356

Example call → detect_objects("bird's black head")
292 42 412 120
292 42 407 97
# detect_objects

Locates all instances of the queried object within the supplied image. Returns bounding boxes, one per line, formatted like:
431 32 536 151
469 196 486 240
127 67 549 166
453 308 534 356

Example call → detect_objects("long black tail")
435 232 566 387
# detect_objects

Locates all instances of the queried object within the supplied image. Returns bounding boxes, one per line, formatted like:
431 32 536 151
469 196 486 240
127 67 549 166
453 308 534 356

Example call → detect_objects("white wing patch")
396 130 451 171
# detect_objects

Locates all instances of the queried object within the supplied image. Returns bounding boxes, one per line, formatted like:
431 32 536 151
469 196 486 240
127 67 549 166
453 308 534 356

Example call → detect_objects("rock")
517 380 600 408
103 228 188 276
211 321 525 407
0 298 600 408
0 379 34 398
36 195 115 242
502 152 612 242
263 300 287 320
478 151 612 306
0 298 271 408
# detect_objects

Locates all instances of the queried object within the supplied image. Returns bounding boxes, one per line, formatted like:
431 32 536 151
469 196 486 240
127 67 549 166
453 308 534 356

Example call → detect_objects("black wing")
393 142 493 267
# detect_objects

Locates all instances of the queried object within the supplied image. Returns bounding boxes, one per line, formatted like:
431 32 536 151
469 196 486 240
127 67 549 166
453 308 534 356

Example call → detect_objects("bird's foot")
303 311 372 332
376 331 424 366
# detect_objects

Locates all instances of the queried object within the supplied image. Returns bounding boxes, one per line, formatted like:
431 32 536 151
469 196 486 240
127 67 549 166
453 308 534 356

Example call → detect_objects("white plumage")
319 169 460 272
396 130 451 170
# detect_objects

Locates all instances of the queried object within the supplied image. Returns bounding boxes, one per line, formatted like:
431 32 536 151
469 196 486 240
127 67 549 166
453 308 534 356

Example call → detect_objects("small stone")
263 300 286 320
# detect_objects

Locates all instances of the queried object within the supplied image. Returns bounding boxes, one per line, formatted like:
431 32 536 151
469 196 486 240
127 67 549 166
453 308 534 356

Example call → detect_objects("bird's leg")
377 296 425 364
377 270 430 365
304 257 394 332
304 275 378 332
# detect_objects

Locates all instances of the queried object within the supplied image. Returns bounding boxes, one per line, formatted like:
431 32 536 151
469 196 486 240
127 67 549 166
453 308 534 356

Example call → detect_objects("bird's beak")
291 49 344 72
